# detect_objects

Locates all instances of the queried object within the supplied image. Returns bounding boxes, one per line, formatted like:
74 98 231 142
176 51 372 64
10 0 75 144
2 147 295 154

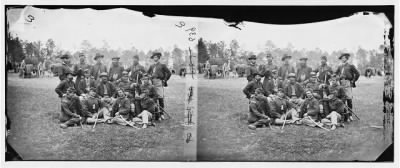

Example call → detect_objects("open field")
197 75 387 161
6 73 185 160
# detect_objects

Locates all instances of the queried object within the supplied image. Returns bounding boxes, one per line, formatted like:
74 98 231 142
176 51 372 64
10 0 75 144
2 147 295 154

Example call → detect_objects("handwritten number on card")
25 15 35 22
176 21 196 41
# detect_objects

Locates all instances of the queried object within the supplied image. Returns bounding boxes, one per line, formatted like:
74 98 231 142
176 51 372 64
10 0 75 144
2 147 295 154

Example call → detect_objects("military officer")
263 69 284 96
147 52 172 120
82 88 110 124
243 72 266 99
90 53 108 82
247 88 272 130
335 53 360 121
73 53 91 87
59 88 84 129
245 55 260 82
284 73 304 99
321 90 346 130
96 72 117 98
109 89 133 126
126 55 146 84
55 72 77 98
269 88 299 125
315 55 333 85
296 57 313 84
108 56 124 83
260 53 278 82
76 69 96 96
299 90 321 126
58 54 74 81
278 54 296 81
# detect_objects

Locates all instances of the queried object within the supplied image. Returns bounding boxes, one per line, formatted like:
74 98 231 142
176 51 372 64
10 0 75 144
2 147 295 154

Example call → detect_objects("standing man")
127 55 146 84
73 53 91 87
335 53 360 121
147 52 172 120
260 53 278 81
108 56 124 83
96 72 117 99
315 56 333 85
58 54 74 81
90 53 108 82
262 69 283 96
296 57 313 84
245 55 259 82
278 55 296 81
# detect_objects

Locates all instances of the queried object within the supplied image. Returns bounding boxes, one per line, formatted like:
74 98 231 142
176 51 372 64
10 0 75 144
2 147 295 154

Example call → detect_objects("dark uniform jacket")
296 66 313 83
147 62 172 82
108 65 124 82
111 97 131 118
260 62 278 81
115 79 132 92
90 63 108 80
73 62 91 85
245 63 259 82
327 84 346 99
55 79 76 98
58 62 74 81
77 77 96 95
127 63 146 84
248 95 270 123
327 98 345 115
315 64 333 84
278 64 296 80
305 81 322 97
263 78 284 95
284 82 304 98
60 97 81 122
269 97 293 118
243 80 265 99
96 81 116 98
81 96 103 117
335 63 360 87
300 97 320 119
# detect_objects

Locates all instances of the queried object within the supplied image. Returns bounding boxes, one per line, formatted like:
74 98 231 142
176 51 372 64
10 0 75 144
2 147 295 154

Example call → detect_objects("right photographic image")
196 7 393 161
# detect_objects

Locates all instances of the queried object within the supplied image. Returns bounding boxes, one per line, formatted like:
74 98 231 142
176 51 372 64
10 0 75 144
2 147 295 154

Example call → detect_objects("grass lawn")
6 73 184 160
197 75 387 161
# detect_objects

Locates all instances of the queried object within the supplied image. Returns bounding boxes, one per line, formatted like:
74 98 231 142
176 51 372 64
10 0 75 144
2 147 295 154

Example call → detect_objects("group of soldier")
55 52 172 129
243 53 360 130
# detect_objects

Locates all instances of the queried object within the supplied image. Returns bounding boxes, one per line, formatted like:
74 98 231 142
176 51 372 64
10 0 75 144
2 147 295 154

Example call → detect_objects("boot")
248 124 257 130
142 123 147 129
331 124 337 130
60 123 68 129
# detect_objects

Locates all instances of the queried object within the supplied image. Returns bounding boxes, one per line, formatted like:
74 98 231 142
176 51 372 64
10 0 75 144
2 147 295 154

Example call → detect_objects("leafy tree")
197 38 209 63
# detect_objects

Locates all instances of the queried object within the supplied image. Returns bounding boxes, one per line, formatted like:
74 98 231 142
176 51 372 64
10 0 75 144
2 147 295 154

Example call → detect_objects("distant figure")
278 55 295 81
245 55 259 82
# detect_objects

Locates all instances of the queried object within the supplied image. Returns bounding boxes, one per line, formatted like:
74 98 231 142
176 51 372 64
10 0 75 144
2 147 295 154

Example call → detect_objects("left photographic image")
5 6 191 160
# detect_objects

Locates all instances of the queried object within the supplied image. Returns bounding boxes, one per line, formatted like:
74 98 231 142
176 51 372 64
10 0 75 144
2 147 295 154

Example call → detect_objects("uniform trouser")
86 108 112 124
132 110 153 124
61 118 81 126
300 115 319 127
110 115 131 126
321 111 342 126
249 118 270 127
341 79 353 110
152 78 165 119
273 108 299 125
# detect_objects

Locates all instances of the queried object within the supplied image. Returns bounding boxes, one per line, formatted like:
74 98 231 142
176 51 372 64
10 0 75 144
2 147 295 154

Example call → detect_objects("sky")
199 12 389 53
8 7 390 54
8 7 198 52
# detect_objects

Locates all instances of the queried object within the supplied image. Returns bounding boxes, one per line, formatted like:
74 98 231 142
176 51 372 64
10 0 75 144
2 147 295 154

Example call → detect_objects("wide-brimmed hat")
79 53 85 57
150 52 162 59
94 53 104 60
321 56 327 60
122 71 129 76
281 55 292 61
60 54 70 59
248 55 257 60
112 56 120 60
338 53 350 60
287 73 296 78
299 57 308 61
271 69 277 74
133 55 139 60
266 53 272 58
99 72 108 78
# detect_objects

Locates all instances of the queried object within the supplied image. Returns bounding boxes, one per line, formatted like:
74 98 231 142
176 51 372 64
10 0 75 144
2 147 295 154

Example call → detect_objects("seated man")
109 89 134 126
82 88 112 124
247 88 272 130
243 72 267 99
299 90 322 127
321 90 345 130
132 85 158 128
55 72 77 98
96 72 117 99
59 88 84 129
269 88 299 125
115 71 132 92
305 72 322 97
263 69 284 97
136 74 160 120
76 69 96 98
284 73 304 99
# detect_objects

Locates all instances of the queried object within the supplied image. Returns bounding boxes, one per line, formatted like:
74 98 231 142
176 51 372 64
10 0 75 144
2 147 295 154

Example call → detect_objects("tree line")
197 38 384 73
